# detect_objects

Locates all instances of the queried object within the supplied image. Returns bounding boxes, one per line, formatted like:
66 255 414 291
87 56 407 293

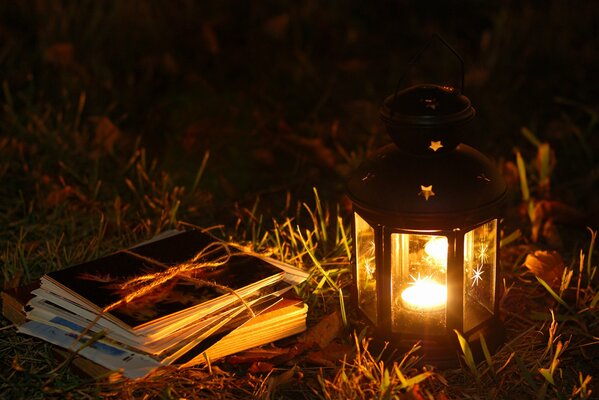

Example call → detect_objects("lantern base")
369 320 505 369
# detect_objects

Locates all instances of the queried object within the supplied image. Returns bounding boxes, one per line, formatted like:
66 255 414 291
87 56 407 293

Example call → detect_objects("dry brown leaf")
305 342 352 367
266 366 300 398
283 134 337 171
298 309 343 349
45 186 76 207
248 361 275 374
338 59 368 72
251 148 276 167
227 348 288 364
502 161 520 189
202 24 219 55
45 42 74 67
263 14 290 39
538 200 585 224
541 219 563 249
93 117 121 155
531 200 585 244
11 356 24 372
524 250 565 289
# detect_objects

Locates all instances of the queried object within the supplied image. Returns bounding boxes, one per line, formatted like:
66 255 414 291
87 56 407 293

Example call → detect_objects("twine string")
70 240 264 350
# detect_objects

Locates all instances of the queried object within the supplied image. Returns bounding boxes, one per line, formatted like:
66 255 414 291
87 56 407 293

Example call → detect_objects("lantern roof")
346 142 506 230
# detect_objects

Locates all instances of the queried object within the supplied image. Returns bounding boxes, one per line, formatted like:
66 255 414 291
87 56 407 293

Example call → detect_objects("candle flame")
401 274 446 311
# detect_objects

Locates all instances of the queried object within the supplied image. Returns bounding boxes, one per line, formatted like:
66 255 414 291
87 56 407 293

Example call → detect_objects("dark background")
2 0 598 223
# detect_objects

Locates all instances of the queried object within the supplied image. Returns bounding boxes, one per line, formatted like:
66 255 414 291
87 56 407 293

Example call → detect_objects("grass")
1 1 598 399
1 149 597 398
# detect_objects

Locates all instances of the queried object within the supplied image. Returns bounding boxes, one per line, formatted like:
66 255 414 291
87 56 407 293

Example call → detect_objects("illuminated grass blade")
515 149 530 202
454 329 480 385
535 276 574 313
521 127 542 148
480 334 496 380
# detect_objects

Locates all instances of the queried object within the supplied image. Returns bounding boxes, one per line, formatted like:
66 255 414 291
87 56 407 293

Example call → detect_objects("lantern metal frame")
350 212 504 364
347 36 506 365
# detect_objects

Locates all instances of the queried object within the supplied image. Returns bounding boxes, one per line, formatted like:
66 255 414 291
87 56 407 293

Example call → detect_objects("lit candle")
400 236 448 311
401 275 447 311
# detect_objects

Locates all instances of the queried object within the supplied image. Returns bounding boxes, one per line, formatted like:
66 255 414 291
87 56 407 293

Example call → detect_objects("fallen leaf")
338 59 368 72
541 219 563 249
524 250 565 289
531 200 585 245
251 148 276 167
502 161 520 190
11 356 24 372
248 361 275 374
93 117 121 155
298 309 343 349
305 342 353 367
283 134 337 172
537 200 585 224
400 384 429 400
227 348 288 364
45 42 74 67
45 186 75 207
266 366 300 398
263 14 290 39
202 24 219 55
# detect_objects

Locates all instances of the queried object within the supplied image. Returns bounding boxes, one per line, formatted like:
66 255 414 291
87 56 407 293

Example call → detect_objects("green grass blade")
480 334 496 379
337 216 351 261
500 229 521 248
403 371 435 388
539 367 555 385
313 187 328 244
521 127 542 148
587 228 596 279
338 288 348 328
515 149 530 202
515 354 538 391
297 228 339 291
591 292 599 308
535 276 574 312
538 143 552 183
454 330 479 384
190 151 210 195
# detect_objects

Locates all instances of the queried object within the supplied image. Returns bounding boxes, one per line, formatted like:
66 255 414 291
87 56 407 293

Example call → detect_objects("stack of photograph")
2 229 308 378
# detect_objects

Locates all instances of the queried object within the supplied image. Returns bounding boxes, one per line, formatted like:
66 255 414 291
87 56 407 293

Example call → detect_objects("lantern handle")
392 33 465 104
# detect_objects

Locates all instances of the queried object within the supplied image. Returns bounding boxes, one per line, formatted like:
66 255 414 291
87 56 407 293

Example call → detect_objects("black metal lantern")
347 37 506 365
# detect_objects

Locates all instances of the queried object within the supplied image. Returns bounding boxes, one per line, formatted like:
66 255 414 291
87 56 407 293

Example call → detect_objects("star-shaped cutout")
429 141 443 152
471 264 484 287
419 185 435 201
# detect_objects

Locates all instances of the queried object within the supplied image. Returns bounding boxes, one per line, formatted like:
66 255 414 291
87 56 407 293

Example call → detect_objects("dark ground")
2 1 598 222
1 1 599 399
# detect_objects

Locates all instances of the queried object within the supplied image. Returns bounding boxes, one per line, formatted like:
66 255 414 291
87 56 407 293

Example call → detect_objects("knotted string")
70 239 267 351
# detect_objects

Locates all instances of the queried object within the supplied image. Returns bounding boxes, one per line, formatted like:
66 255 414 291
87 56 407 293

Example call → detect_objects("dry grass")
1 2 598 398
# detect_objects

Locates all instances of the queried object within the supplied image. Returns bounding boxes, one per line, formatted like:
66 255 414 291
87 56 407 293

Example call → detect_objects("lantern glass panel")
463 220 497 332
391 233 447 333
355 213 377 324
